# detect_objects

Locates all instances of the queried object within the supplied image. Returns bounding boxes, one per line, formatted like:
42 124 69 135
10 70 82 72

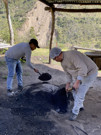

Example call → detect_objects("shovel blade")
38 73 52 81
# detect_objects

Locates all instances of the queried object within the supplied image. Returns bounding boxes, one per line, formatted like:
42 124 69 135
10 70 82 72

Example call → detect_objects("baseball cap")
29 39 40 48
50 47 61 59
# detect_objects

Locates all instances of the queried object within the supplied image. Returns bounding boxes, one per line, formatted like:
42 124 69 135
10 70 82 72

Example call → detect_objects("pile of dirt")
0 82 72 135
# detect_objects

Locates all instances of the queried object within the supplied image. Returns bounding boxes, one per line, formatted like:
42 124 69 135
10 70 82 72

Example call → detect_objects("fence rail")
72 46 101 52
0 43 11 49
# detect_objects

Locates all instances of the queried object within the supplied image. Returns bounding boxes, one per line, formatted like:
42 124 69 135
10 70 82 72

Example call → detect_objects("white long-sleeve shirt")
5 42 35 69
61 50 98 82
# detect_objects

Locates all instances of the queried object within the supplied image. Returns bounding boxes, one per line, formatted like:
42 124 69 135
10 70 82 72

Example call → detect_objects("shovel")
37 71 52 81
68 87 76 91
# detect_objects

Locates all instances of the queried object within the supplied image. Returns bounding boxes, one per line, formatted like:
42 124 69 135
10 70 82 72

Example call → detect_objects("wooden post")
3 0 14 45
49 8 55 64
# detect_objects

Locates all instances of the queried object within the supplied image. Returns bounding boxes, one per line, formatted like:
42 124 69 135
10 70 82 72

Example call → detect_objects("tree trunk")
3 0 14 45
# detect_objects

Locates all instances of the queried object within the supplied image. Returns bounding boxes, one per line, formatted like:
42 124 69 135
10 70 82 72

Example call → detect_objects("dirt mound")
0 82 73 135
0 59 101 135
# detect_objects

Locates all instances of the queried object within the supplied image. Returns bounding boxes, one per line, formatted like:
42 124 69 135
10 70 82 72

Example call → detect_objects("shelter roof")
39 0 101 7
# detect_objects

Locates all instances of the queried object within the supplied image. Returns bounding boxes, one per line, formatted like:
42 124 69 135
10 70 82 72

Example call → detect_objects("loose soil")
0 55 101 135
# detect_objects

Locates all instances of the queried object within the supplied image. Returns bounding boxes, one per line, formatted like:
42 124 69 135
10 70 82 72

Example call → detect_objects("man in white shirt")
50 47 98 121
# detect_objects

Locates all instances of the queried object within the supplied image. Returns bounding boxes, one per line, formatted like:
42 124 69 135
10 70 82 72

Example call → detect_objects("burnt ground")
0 55 101 135
0 83 60 135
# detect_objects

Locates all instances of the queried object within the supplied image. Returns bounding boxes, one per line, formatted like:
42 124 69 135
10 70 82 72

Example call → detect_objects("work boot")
15 85 23 95
7 89 15 97
55 108 67 114
58 109 67 114
69 113 78 121
80 107 84 111
18 85 23 91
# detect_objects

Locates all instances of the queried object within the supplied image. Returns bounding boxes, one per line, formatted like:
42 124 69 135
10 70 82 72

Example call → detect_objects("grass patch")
0 49 7 55
32 48 68 64
32 48 49 63
0 61 6 66
23 72 30 76
31 48 88 64
32 48 49 57
2 76 7 80
32 48 88 64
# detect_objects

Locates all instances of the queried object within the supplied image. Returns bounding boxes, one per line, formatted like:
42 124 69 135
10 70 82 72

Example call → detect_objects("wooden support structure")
39 0 101 64
72 46 101 69
49 8 55 64
39 0 53 7
0 43 11 49
45 7 101 13
39 0 101 5
72 46 101 51
45 6 101 63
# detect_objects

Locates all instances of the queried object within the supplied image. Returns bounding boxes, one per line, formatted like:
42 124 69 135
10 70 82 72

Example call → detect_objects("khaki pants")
72 71 98 115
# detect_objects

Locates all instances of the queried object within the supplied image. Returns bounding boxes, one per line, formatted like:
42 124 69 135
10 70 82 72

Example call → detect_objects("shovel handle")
68 87 76 91
37 71 41 75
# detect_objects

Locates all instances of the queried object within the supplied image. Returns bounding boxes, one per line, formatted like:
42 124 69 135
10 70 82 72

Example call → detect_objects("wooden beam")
45 7 101 13
0 43 11 49
55 8 101 13
72 46 101 52
39 0 53 7
47 2 101 5
39 0 101 6
49 8 55 64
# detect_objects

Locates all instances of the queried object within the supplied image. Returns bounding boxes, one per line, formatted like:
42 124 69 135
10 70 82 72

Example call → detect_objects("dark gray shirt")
5 42 35 69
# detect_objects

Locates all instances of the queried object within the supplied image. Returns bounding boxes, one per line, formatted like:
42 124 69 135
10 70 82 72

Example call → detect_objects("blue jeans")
5 56 23 90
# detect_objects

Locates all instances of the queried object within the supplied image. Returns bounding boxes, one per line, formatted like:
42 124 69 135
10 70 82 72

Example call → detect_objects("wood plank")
40 0 101 5
72 46 101 52
54 8 101 13
45 7 101 13
0 43 11 49
39 0 53 7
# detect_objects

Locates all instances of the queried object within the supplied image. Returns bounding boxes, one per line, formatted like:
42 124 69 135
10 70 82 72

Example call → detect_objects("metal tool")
68 87 76 91
37 71 52 81
71 125 80 135
71 125 88 135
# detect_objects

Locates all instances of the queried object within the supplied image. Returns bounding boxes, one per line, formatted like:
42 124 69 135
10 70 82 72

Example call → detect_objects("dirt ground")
0 55 101 135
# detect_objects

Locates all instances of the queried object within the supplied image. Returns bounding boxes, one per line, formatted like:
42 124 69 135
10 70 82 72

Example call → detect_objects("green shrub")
0 49 7 55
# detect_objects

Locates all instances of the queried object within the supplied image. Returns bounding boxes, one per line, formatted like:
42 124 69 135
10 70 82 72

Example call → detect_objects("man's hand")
65 82 70 92
73 80 80 90
34 68 39 73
